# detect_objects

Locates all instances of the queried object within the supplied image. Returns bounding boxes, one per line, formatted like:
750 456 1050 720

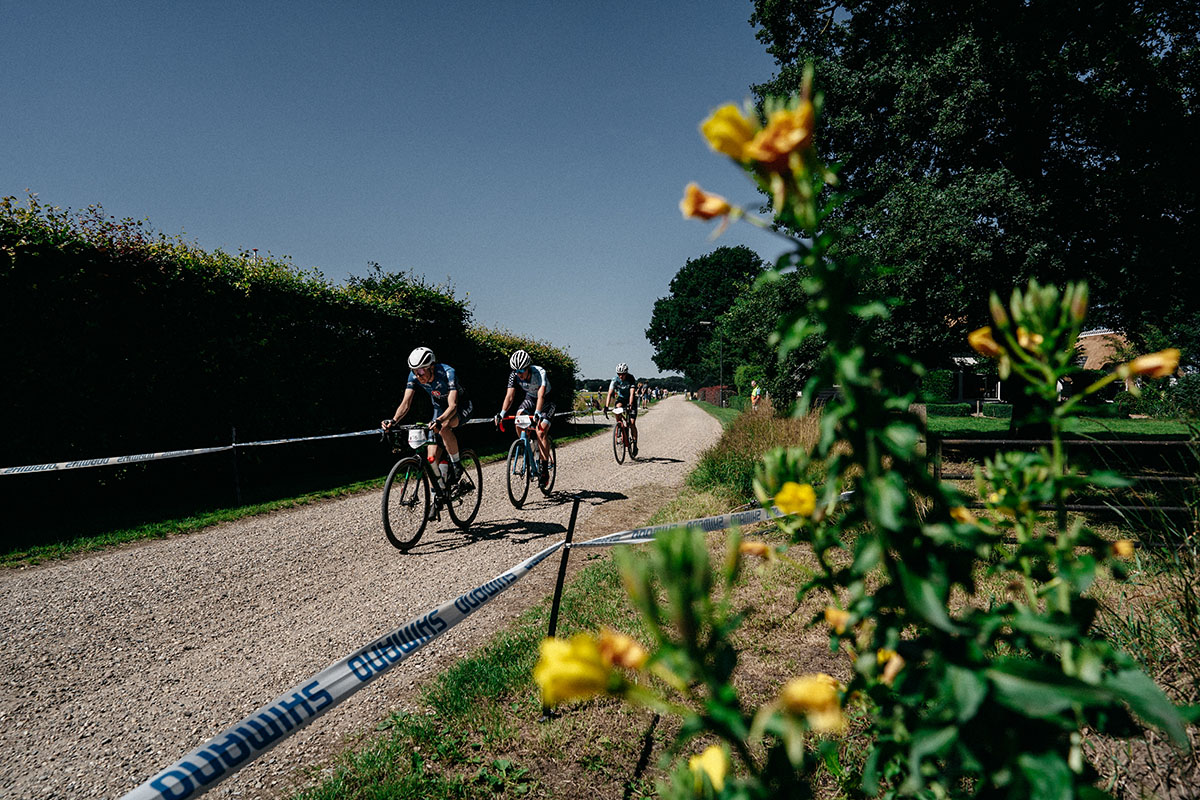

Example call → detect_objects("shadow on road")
625 456 683 464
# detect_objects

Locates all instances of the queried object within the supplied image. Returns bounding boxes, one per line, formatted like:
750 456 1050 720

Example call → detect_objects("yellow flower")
739 540 772 559
700 104 757 160
598 627 649 670
968 326 1004 358
1111 539 1135 558
1124 349 1180 379
780 673 845 733
743 101 815 170
950 506 976 525
824 606 852 634
877 649 906 685
775 481 816 517
679 183 733 221
533 634 610 706
688 745 728 792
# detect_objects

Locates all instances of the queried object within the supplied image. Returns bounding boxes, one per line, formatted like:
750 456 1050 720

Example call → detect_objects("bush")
926 402 972 417
921 369 954 402
1167 374 1200 418
1073 403 1122 418
981 403 1013 419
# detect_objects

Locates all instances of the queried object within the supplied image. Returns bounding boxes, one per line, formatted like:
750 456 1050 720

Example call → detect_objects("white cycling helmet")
407 346 436 370
616 363 629 374
509 349 532 371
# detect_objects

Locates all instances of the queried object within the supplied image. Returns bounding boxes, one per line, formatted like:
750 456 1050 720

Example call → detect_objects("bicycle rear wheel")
382 456 429 550
506 438 531 508
612 422 626 464
539 438 557 494
447 449 482 529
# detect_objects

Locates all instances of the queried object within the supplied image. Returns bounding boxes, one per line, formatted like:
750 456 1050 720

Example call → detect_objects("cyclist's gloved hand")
534 410 544 421
493 413 502 428
381 419 394 430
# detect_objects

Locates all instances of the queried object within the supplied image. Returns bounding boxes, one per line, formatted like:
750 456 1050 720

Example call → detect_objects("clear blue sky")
3 1 793 380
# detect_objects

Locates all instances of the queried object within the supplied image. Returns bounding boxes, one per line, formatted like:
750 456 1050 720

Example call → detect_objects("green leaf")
946 665 988 722
1017 752 1073 800
1104 669 1190 747
986 659 1113 717
896 561 960 634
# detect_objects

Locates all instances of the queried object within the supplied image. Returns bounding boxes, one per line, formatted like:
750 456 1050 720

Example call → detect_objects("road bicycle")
604 404 637 464
380 424 482 550
498 413 557 508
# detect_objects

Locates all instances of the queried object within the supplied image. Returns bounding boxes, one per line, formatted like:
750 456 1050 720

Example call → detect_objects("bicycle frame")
386 426 451 498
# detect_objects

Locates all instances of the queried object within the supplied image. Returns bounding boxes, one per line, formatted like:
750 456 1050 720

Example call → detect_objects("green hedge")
922 369 955 402
981 403 1013 419
926 402 972 417
0 196 577 545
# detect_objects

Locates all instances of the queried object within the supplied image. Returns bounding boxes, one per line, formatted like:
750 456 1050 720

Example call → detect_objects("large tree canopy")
646 245 766 383
750 0 1200 367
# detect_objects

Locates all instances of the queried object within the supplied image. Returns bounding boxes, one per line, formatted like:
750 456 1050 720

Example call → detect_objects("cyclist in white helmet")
382 346 473 485
604 362 639 457
495 349 555 488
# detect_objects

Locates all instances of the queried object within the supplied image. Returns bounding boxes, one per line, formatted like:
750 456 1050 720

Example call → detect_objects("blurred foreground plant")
534 69 1192 798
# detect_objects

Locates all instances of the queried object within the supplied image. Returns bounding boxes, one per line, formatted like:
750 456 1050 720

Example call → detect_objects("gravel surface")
1 396 722 800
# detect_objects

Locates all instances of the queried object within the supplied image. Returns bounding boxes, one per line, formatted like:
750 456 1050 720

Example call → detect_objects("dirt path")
1 396 722 799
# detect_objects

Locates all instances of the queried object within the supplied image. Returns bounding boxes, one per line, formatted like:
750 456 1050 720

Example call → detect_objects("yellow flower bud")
700 104 757 160
1110 539 1135 558
688 745 728 792
1124 349 1180 379
739 540 772 559
968 326 1004 358
824 606 852 634
679 183 733 221
533 634 610 706
775 481 816 517
1016 327 1044 351
598 627 649 670
780 673 845 733
879 650 906 686
949 506 976 525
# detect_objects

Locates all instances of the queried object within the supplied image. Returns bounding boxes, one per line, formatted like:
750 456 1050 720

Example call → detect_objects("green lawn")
689 399 741 427
927 415 1195 438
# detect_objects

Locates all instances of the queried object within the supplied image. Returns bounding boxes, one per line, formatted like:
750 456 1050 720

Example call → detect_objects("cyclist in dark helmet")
495 349 555 488
604 362 639 457
382 346 473 486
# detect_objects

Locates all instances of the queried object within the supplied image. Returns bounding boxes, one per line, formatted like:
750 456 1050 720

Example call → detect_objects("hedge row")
0 196 577 464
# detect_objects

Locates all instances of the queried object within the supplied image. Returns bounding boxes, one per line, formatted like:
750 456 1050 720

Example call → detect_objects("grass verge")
689 399 740 427
1 425 608 568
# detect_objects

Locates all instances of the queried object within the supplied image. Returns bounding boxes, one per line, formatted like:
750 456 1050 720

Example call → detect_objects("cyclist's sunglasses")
414 366 433 378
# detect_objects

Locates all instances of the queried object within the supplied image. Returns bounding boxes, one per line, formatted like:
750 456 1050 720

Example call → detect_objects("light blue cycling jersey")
609 374 637 405
507 365 550 396
406 363 462 410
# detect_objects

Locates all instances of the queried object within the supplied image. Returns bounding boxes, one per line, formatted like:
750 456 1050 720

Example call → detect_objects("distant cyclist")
382 347 473 489
604 362 638 457
495 349 555 488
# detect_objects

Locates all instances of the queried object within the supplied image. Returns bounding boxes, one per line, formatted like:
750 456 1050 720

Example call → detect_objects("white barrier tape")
572 491 856 549
0 445 235 476
119 539 564 800
2 413 583 475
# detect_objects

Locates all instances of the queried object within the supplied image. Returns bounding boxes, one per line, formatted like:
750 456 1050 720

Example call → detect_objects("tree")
749 0 1200 368
712 268 824 406
645 245 766 383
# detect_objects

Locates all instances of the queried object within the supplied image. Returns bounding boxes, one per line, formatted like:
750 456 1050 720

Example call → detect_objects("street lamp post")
698 320 724 406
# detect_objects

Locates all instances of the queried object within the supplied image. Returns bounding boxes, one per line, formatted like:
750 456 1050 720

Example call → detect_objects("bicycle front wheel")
447 449 482 529
382 456 429 550
540 438 557 494
612 422 626 464
506 438 531 508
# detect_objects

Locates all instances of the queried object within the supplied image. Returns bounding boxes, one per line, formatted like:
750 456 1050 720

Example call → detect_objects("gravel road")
1 396 722 800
